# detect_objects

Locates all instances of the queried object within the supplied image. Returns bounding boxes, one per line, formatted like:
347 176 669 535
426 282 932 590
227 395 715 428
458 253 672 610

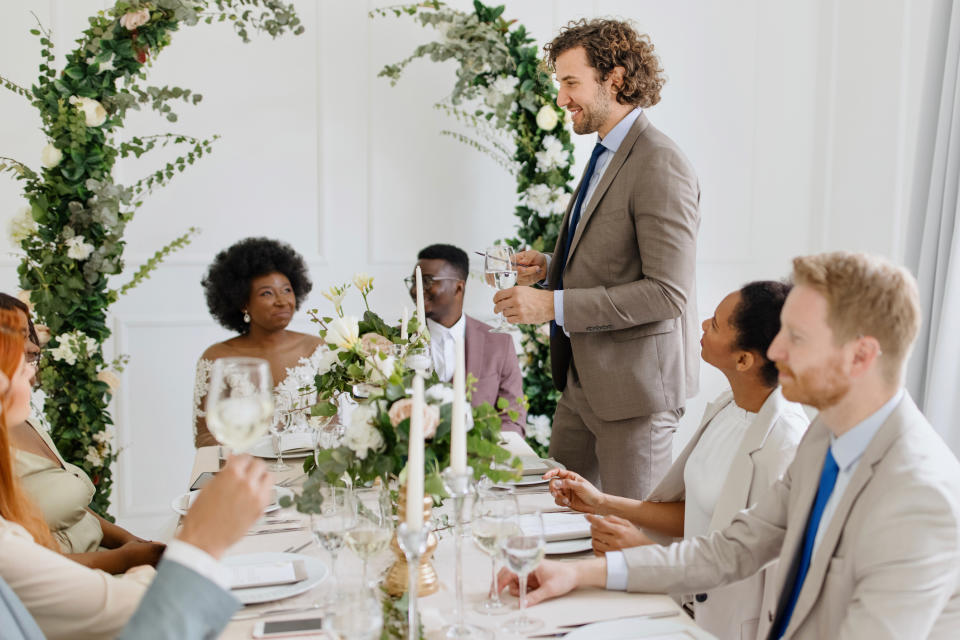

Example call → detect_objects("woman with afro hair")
192 238 324 448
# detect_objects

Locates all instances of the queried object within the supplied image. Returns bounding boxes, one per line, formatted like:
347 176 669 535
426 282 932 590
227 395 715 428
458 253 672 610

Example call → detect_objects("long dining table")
182 433 711 639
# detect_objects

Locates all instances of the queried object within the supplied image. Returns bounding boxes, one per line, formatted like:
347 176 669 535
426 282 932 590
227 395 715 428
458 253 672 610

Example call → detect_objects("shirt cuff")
165 538 231 590
605 551 628 591
554 290 565 327
542 254 552 286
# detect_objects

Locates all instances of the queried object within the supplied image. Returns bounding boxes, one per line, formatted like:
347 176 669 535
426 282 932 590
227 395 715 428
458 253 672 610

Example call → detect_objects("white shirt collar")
598 107 642 153
426 313 466 343
829 388 904 471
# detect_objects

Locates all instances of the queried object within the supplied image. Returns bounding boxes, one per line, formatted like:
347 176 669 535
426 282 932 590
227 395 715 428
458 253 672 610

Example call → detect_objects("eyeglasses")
24 352 41 368
403 275 462 291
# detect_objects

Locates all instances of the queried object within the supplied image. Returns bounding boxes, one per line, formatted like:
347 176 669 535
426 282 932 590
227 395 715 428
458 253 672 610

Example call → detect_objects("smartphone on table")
252 617 325 638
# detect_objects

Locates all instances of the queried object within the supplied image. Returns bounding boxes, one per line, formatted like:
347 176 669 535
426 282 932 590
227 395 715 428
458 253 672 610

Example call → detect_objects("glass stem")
408 558 418 640
454 497 464 627
519 572 528 617
361 559 368 588
489 557 501 605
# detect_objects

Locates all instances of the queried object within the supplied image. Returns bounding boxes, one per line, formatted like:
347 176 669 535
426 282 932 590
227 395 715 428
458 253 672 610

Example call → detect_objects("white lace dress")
192 344 329 444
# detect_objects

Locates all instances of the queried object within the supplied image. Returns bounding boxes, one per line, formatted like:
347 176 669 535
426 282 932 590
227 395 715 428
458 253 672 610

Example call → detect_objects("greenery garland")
1 0 303 514
372 0 575 455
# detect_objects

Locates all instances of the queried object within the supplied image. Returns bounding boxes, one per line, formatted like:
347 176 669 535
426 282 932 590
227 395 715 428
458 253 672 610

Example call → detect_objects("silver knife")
556 610 680 629
232 603 322 621
245 526 306 536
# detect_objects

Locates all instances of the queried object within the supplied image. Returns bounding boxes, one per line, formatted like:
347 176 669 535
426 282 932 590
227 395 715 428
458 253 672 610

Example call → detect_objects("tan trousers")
548 364 681 500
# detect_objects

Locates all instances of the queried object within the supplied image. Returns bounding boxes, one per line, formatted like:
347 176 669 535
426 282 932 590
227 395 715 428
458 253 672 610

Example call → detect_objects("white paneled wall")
0 0 944 536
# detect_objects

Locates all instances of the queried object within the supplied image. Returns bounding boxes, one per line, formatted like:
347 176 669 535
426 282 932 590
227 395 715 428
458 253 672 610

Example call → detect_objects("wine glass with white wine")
499 511 546 634
205 357 275 454
471 489 520 615
345 485 394 588
484 245 517 334
310 485 356 606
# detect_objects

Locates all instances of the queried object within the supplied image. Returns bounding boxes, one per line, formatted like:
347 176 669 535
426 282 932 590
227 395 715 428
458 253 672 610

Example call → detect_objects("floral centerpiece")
284 276 520 514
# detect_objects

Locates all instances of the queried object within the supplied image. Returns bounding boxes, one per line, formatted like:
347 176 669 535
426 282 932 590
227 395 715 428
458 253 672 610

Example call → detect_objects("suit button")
695 593 707 603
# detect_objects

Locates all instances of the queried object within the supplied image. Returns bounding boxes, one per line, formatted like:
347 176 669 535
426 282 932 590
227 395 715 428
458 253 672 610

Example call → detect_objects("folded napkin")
277 431 314 453
519 512 591 542
519 455 553 477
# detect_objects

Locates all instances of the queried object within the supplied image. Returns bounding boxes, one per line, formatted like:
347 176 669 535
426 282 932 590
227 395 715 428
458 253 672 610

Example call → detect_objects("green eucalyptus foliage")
374 1 576 456
2 0 303 515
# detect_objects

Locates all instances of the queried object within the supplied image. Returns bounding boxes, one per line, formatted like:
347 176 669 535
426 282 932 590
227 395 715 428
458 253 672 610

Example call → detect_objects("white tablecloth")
181 433 709 639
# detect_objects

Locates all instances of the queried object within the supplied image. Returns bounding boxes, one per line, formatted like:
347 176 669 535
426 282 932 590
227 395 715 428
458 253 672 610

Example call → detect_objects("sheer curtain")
906 0 960 454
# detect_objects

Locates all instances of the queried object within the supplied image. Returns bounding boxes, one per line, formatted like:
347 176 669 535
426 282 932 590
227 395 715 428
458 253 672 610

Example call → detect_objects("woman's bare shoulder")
199 340 242 361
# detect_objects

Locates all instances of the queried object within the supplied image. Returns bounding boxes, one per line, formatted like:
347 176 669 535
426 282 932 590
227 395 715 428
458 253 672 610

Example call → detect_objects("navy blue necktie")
772 448 840 638
551 141 606 337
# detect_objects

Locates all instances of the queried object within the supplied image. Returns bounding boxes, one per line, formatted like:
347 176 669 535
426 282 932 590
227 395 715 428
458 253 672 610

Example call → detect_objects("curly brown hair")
544 19 665 108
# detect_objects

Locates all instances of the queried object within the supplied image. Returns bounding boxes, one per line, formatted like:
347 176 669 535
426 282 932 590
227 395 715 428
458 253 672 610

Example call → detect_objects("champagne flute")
484 245 517 334
500 511 546 634
345 486 394 587
471 490 520 615
269 390 294 472
205 357 274 453
310 485 356 605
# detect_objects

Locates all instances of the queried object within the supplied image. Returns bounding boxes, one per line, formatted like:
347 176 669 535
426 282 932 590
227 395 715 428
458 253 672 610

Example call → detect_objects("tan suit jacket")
643 388 808 640
622 393 960 639
464 315 526 434
547 112 701 421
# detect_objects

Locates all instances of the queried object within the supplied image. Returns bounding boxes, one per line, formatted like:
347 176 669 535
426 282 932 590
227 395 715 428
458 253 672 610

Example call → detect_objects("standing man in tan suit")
499 252 960 640
494 19 701 499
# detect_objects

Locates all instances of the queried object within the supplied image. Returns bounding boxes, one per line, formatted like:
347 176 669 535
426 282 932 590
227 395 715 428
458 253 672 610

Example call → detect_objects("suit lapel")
708 388 785 531
784 397 912 637
566 113 649 264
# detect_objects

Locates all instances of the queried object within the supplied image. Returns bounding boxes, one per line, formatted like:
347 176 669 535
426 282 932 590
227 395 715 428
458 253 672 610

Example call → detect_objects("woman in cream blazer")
546 281 809 640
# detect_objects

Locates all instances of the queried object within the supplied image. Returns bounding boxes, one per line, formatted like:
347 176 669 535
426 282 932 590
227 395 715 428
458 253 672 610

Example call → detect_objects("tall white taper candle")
400 306 409 342
415 266 426 335
451 337 467 473
406 375 425 531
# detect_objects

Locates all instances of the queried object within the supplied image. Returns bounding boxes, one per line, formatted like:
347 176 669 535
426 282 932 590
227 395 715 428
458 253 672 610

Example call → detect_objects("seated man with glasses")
407 244 526 434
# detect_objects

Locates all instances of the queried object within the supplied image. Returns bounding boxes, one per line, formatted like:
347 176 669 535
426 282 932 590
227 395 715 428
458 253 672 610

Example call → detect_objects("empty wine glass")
205 357 274 453
269 390 294 472
471 489 520 615
404 345 433 376
500 511 546 634
484 245 516 334
328 586 383 640
346 485 394 587
310 485 356 605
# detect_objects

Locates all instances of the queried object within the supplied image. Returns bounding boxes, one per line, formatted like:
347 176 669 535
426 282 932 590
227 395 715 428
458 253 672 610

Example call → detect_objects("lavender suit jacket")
464 315 526 434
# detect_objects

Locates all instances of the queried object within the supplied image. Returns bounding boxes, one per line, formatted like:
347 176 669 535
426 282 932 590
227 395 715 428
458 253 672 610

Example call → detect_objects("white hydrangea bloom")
9 206 37 244
343 404 384 460
84 445 103 467
49 330 98 366
484 75 519 109
65 235 95 260
522 183 570 218
525 414 552 448
535 135 567 172
425 383 454 406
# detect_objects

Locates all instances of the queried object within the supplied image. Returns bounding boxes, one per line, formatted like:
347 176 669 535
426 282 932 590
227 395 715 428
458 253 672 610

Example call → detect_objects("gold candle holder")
384 488 439 597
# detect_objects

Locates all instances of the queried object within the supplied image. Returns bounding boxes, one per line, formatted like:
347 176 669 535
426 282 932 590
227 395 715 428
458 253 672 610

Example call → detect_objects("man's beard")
572 85 611 135
778 355 851 410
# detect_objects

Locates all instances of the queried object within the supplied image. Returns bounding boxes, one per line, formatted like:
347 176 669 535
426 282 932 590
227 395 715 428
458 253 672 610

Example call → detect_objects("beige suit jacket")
622 392 960 639
643 388 807 640
547 112 701 421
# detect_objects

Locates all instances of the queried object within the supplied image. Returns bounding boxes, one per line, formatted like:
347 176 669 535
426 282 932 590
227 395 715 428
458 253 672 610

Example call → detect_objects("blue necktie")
551 141 606 337
773 448 840 638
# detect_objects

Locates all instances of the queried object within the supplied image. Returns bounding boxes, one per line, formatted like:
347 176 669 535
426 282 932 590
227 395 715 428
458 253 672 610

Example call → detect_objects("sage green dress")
13 421 103 553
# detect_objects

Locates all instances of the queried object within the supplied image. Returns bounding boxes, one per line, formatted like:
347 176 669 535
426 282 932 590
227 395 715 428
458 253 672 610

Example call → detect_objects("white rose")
49 342 77 366
344 404 384 459
9 206 38 243
65 235 95 260
41 143 63 169
325 315 360 350
97 370 121 393
68 95 108 127
536 105 559 131
119 8 151 31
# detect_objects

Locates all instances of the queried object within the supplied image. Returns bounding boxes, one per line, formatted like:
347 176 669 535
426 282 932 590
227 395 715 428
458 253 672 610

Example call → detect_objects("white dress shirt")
553 107 643 331
427 314 465 382
683 400 756 539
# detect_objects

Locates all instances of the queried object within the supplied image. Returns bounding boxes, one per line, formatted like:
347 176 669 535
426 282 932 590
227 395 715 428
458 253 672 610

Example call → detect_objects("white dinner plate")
545 537 593 555
495 457 565 488
224 552 328 605
563 614 714 639
247 435 313 460
171 485 293 516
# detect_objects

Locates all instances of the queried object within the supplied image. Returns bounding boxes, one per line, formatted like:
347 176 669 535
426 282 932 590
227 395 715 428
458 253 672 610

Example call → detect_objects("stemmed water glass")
484 245 517 334
269 390 294 472
328 587 383 640
471 489 520 615
500 511 546 634
309 485 356 605
205 357 274 453
345 485 394 587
